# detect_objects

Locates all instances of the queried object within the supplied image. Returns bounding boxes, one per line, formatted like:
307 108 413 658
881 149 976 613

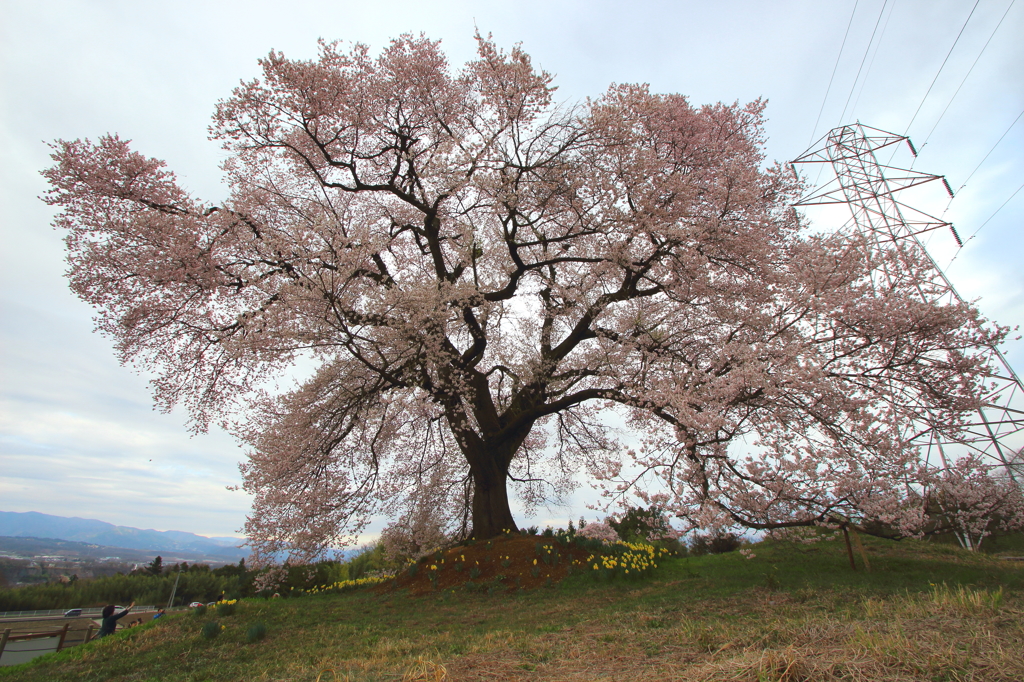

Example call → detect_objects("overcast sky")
1 0 1021 541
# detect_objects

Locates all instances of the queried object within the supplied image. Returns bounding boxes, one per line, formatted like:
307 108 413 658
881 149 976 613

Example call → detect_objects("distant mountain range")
0 535 243 566
0 511 247 561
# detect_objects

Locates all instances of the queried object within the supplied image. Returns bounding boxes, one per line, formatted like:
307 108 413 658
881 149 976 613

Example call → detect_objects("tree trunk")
470 459 518 539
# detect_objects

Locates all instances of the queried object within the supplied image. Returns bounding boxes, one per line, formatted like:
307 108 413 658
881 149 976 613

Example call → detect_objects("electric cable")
809 0 859 146
838 0 890 125
919 0 1016 152
848 0 898 121
955 106 1024 192
967 179 1024 241
902 0 981 137
945 178 1024 272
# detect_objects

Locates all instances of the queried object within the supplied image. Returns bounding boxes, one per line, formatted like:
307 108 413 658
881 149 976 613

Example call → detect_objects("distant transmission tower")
791 123 1023 483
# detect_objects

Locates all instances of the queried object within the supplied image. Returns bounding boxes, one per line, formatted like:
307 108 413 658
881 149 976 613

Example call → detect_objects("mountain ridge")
0 511 247 560
0 535 244 565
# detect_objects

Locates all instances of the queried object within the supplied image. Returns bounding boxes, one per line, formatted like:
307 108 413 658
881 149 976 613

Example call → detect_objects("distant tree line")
0 546 393 611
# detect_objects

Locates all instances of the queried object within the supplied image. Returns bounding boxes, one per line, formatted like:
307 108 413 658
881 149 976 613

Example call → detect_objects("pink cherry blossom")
577 522 620 544
42 33 1017 564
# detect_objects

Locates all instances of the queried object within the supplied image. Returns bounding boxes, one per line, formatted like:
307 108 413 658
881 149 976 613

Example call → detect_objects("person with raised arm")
97 602 135 638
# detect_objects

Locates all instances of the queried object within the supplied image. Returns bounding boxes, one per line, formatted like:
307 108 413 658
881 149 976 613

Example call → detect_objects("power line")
946 179 1024 272
955 106 1024 192
967 180 1024 240
902 0 981 136
848 0 898 121
809 0 859 146
919 0 1016 151
942 107 1024 259
838 0 890 125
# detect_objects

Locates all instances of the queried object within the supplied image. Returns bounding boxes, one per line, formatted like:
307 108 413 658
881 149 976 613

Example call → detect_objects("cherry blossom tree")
43 34 1012 562
921 456 1024 551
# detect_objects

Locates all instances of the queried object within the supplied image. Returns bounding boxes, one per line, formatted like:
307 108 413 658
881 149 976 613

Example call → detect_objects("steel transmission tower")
791 123 1023 483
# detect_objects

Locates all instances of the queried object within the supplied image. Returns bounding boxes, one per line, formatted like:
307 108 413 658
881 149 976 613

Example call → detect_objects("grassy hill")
2 534 1022 681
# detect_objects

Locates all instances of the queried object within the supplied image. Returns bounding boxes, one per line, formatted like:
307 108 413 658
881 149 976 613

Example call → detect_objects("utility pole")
166 565 182 610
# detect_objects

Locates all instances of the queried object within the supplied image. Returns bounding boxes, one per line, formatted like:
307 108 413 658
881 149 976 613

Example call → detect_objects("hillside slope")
2 536 1022 681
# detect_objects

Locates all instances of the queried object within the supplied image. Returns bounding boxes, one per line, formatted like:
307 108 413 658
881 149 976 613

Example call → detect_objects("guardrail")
0 606 171 666
0 606 157 620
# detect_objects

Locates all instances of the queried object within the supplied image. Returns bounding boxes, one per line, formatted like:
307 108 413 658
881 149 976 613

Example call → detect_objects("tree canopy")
43 34 1010 561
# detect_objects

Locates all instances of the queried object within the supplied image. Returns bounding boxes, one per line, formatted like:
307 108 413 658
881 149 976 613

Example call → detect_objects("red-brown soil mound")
377 535 597 596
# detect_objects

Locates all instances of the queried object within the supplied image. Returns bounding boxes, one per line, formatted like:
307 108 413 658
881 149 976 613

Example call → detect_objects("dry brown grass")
430 586 1023 681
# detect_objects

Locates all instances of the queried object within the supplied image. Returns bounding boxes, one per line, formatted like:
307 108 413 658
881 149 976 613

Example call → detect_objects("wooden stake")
850 528 872 572
842 526 857 570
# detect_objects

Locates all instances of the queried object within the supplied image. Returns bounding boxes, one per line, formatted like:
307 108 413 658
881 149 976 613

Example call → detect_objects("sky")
1 0 1022 541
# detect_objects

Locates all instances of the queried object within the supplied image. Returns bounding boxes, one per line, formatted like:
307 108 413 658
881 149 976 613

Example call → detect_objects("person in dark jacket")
97 601 135 638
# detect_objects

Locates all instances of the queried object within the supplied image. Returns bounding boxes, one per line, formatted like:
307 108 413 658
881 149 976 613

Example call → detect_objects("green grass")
2 535 1022 681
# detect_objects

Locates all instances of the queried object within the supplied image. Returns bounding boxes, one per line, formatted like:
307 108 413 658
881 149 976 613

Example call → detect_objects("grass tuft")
245 621 267 643
200 620 222 639
927 581 1003 611
401 657 448 681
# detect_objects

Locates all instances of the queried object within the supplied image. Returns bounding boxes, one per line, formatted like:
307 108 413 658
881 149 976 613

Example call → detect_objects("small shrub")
407 563 419 577
690 532 742 555
469 566 482 579
608 506 674 543
217 601 237 616
526 526 539 536
660 538 687 556
578 522 619 544
192 605 208 617
246 622 267 643
201 621 222 639
572 536 604 553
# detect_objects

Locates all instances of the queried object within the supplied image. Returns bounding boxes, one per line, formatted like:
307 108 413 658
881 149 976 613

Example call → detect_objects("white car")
189 601 204 608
